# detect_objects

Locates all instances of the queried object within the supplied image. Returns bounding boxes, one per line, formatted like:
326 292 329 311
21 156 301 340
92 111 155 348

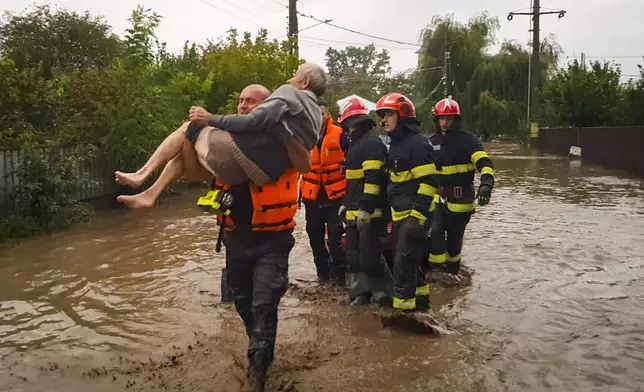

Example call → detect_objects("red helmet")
376 93 416 119
433 97 460 118
338 97 368 124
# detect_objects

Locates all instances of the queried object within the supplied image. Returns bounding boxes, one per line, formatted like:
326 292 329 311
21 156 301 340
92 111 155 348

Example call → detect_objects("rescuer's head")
337 97 375 134
238 84 270 115
375 93 416 133
433 97 461 132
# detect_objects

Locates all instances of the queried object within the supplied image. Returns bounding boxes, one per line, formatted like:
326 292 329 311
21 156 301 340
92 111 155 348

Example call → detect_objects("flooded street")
1 143 644 392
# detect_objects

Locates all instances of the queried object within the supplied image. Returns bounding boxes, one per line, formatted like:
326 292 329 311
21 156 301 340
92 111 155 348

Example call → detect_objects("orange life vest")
301 118 346 201
215 168 299 232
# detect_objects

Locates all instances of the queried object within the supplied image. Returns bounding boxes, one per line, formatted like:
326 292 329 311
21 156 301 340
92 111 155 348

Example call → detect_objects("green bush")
6 137 95 235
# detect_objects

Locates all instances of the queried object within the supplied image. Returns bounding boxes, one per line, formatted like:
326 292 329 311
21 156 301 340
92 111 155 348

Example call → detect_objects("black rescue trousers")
391 218 430 311
345 218 394 306
225 229 295 391
304 202 347 284
429 202 472 275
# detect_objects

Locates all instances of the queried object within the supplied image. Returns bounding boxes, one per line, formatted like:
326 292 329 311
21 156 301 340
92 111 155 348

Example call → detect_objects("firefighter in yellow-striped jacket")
377 93 439 312
338 97 393 307
428 97 495 275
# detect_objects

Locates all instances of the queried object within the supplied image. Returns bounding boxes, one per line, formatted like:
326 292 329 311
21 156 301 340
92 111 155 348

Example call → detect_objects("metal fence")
0 148 119 217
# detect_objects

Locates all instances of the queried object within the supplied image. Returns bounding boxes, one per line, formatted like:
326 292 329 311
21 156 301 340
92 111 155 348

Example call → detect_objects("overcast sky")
3 0 643 79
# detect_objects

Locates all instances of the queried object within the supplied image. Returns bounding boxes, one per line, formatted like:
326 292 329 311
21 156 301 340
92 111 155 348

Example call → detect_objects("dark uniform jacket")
343 127 389 219
385 119 439 223
429 129 495 213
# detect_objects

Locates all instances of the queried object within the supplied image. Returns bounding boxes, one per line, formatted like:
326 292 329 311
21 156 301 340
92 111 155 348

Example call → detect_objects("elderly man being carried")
115 63 327 208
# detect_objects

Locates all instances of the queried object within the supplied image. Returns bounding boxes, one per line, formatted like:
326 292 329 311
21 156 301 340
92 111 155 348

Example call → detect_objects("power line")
272 0 421 47
219 0 264 20
299 36 419 51
196 0 259 26
243 0 283 13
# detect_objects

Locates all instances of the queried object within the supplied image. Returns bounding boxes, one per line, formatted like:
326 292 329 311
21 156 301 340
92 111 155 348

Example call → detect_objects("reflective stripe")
447 253 461 262
391 209 410 221
446 202 476 213
440 163 475 175
429 253 447 264
391 208 426 224
363 183 381 195
471 151 489 165
481 166 494 176
346 208 383 220
346 169 364 179
410 210 426 223
393 297 415 310
429 194 439 212
362 160 384 170
391 164 439 183
417 183 437 196
411 163 438 178
389 170 413 183
415 284 430 296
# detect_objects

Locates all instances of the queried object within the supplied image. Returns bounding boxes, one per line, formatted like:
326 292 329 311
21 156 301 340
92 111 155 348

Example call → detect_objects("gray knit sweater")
207 84 321 150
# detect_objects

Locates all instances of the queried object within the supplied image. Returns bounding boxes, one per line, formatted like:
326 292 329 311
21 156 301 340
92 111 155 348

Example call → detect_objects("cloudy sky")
3 0 643 79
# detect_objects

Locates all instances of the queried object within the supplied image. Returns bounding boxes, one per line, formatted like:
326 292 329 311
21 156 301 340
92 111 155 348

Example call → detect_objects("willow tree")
415 13 500 123
466 35 561 138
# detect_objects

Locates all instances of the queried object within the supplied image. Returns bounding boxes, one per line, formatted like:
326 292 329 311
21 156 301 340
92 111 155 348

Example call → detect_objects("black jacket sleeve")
358 138 388 214
410 140 439 220
340 130 351 153
207 99 289 134
467 136 495 188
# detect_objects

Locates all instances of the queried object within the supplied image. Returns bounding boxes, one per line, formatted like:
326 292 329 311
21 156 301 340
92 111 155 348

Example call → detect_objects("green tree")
0 5 121 77
541 60 622 127
202 29 300 113
0 59 58 144
417 13 500 105
322 44 402 118
619 64 644 126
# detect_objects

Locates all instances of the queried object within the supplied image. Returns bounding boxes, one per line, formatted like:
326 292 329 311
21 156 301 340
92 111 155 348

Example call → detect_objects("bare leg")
115 122 191 189
117 131 214 209
116 155 185 208
193 126 214 170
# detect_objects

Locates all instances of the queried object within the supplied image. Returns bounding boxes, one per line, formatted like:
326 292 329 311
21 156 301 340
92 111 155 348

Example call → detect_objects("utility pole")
581 52 586 70
508 2 566 134
288 0 299 55
443 49 451 98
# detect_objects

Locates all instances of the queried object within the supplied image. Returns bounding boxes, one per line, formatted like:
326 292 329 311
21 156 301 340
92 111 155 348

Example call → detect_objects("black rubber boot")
446 261 461 275
415 295 430 312
329 262 347 287
221 267 234 303
350 295 371 307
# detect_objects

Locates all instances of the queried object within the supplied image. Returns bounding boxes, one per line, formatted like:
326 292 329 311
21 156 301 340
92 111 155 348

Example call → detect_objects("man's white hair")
298 62 328 97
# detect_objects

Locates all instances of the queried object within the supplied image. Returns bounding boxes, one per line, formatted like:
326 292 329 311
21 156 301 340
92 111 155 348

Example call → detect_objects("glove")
477 184 492 206
337 205 346 217
355 209 371 231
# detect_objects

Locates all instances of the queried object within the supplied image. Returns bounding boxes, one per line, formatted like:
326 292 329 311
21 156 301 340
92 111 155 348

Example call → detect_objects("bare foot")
116 193 156 209
115 171 148 189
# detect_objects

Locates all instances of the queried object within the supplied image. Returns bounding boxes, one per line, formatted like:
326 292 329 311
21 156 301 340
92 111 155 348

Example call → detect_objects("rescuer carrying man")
428 97 494 275
376 93 438 312
300 101 349 284
196 67 327 391
338 97 393 306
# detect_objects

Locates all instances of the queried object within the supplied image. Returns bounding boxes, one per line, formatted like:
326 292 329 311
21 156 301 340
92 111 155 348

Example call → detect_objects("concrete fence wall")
538 126 644 176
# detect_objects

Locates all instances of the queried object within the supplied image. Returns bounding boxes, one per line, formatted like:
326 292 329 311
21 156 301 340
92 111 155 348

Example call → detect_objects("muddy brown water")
1 143 644 392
